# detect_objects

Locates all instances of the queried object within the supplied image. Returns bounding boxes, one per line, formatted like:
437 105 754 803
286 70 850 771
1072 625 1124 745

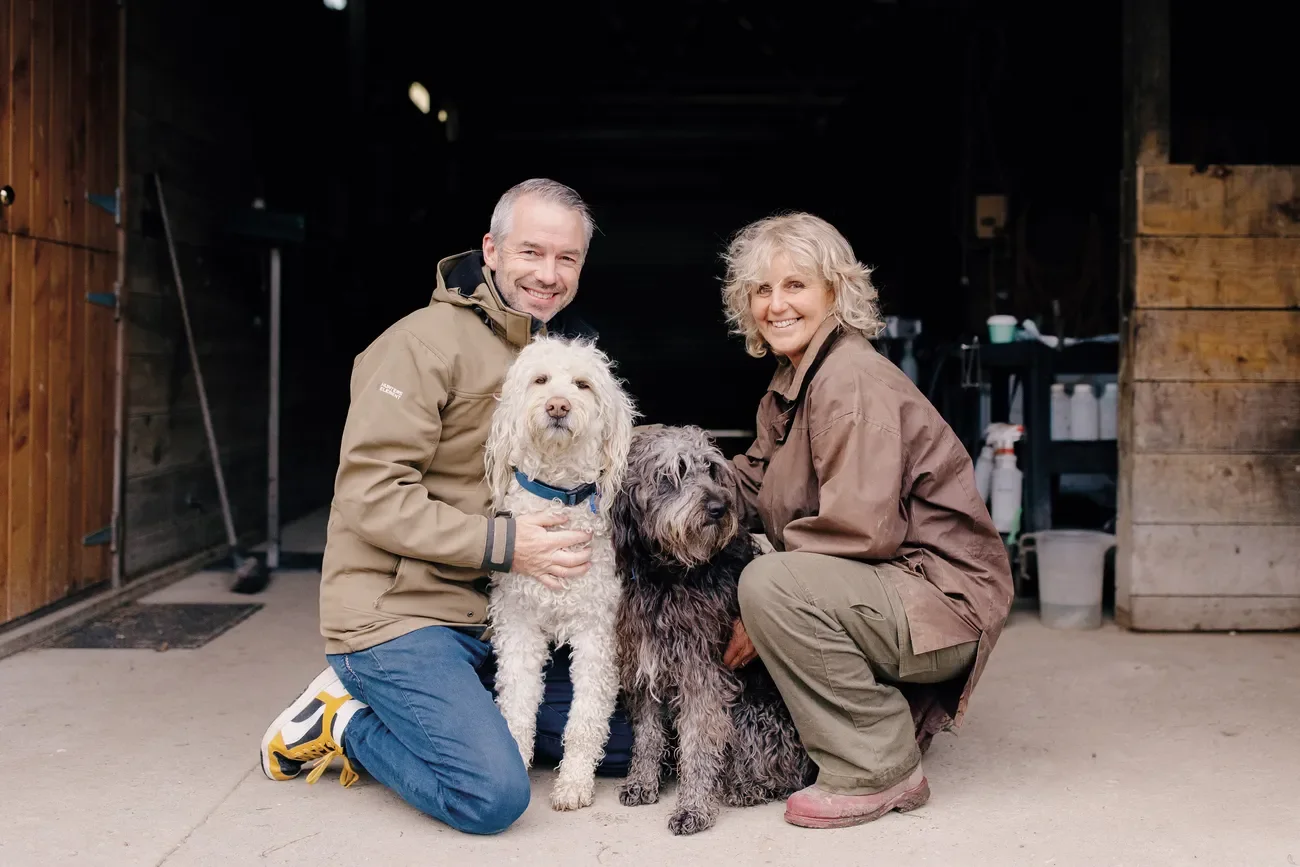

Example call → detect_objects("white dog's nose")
546 397 571 419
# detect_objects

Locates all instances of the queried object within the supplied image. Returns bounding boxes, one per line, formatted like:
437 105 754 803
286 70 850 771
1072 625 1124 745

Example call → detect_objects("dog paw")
550 778 594 811
618 780 660 807
668 805 716 836
723 786 772 808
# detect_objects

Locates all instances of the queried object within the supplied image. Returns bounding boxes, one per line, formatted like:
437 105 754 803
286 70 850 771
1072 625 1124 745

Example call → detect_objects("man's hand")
510 512 593 591
723 617 757 669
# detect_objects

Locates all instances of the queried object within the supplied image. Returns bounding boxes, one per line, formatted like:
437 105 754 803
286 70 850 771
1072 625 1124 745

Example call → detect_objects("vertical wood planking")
68 247 86 589
8 238 34 618
100 0 118 581
98 248 114 579
82 252 103 582
8 0 32 235
67 0 89 590
89 0 114 253
26 0 52 616
30 0 49 234
27 237 49 617
48 242 71 602
0 237 11 621
0 0 12 620
45 0 73 601
68 0 88 250
49 0 69 242
77 0 99 586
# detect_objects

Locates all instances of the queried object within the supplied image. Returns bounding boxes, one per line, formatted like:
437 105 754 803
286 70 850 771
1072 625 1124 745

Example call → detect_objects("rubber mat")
48 603 263 650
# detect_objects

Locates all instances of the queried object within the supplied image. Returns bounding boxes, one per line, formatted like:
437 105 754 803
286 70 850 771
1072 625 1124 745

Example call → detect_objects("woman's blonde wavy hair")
720 211 885 359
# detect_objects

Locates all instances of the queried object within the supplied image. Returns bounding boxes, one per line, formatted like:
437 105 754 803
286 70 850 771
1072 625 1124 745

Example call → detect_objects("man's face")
482 195 587 323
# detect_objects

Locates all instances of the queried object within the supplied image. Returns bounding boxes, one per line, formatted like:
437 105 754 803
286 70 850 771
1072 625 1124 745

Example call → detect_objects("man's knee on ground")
451 758 532 835
738 553 802 638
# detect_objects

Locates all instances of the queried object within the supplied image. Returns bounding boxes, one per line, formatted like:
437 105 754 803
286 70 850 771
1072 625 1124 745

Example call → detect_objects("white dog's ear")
484 354 525 509
590 349 637 518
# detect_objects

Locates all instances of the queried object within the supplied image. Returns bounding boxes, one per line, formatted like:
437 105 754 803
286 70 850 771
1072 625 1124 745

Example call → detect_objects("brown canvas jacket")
731 317 1015 744
319 252 538 654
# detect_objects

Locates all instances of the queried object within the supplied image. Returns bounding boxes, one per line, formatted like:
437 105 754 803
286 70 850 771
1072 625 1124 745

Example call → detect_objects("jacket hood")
431 251 534 348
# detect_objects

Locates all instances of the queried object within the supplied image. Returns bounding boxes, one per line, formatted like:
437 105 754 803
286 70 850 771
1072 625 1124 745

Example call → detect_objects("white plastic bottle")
899 338 919 385
1099 382 1118 440
1050 382 1071 441
989 425 1024 534
975 442 994 504
1070 382 1100 441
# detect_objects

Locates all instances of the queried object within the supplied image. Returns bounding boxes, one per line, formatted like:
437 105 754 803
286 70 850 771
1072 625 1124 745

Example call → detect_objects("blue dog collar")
513 468 599 513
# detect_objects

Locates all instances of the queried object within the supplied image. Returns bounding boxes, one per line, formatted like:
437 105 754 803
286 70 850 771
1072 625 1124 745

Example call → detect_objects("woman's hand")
723 618 758 669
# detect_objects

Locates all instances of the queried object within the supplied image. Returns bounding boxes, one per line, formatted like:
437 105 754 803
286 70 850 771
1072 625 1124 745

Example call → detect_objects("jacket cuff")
481 515 516 572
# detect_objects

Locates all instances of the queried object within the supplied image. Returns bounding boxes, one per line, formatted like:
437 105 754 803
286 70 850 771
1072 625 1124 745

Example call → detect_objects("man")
260 179 622 835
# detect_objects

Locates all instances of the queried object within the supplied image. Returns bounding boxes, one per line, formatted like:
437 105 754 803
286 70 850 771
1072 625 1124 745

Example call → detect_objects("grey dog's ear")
612 471 658 581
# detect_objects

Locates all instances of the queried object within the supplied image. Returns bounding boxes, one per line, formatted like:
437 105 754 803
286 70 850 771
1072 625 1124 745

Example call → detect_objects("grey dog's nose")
546 397 571 419
706 500 727 520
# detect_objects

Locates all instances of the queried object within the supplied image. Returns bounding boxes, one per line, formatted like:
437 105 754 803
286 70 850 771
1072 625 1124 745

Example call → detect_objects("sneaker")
783 764 930 829
260 666 365 787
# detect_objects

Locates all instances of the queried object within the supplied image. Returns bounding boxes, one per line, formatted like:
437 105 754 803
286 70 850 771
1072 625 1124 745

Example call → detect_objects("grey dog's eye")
534 375 549 385
575 380 591 390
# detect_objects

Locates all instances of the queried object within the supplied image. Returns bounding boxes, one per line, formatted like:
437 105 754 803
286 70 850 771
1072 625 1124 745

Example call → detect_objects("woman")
718 212 1014 829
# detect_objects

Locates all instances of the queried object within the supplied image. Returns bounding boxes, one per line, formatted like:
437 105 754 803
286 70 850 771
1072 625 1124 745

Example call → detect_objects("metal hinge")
82 525 112 546
86 187 121 225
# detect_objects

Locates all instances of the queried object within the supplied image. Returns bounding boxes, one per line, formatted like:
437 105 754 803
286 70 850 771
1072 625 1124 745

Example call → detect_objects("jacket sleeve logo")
378 382 404 400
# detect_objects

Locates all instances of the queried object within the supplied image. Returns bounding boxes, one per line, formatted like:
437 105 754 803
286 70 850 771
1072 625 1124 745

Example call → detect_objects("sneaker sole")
783 779 931 829
259 666 342 781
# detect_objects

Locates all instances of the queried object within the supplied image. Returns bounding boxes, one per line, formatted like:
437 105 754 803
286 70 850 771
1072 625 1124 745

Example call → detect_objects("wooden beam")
1138 165 1300 237
1117 0 1172 618
1130 525 1300 596
1131 453 1300 525
1136 237 1300 308
1132 382 1300 453
1131 310 1300 382
1124 0 1170 168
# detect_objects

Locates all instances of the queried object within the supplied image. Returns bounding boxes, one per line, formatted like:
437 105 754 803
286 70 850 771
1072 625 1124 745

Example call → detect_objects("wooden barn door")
0 0 120 627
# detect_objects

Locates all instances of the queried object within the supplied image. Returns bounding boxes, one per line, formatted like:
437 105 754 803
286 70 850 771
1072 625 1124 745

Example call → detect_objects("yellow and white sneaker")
260 666 365 787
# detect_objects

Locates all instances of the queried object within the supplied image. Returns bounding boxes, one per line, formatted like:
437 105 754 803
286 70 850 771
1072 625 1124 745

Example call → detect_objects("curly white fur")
483 335 637 811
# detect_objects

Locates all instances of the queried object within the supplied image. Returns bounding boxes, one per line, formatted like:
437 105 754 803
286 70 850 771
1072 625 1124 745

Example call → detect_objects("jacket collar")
768 315 843 402
430 251 537 349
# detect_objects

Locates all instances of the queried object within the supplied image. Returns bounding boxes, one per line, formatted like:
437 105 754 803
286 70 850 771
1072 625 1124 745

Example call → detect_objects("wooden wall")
120 0 270 577
1117 165 1300 628
1116 0 1299 631
0 0 120 626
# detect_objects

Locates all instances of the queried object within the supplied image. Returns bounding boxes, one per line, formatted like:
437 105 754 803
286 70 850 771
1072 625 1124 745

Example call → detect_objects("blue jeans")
327 625 630 835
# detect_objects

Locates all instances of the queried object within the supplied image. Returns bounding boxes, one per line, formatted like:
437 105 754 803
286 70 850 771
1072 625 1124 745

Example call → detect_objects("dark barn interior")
3 0 1298 628
246 0 1132 537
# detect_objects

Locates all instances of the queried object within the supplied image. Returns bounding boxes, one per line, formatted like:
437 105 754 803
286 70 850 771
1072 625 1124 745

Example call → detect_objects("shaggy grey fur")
612 425 814 836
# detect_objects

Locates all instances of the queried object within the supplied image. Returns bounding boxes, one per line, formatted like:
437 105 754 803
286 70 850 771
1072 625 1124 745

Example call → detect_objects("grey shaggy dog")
612 425 815 836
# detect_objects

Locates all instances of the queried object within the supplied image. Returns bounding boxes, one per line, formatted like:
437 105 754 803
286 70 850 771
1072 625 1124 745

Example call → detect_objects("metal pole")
154 173 240 553
267 246 281 570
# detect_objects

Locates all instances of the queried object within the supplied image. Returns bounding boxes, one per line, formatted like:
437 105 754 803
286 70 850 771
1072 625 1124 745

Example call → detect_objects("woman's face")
750 251 835 368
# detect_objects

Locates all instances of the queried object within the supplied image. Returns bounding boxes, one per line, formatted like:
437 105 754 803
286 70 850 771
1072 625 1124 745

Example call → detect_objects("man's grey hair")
488 178 596 252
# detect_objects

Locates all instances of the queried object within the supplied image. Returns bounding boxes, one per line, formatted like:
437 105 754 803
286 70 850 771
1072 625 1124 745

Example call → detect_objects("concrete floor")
1 509 1297 867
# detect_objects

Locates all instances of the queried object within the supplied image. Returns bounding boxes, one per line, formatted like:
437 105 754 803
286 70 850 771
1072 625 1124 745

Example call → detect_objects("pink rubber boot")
783 764 930 829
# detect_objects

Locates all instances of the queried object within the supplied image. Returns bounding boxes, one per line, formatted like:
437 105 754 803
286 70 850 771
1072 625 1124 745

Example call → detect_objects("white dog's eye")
534 375 549 385
574 380 591 390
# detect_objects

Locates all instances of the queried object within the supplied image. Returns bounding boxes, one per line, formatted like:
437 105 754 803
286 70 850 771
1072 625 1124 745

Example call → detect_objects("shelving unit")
944 339 1119 536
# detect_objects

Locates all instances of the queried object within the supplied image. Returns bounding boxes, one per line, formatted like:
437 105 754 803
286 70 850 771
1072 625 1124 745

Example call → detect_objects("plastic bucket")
1019 530 1115 629
987 315 1018 344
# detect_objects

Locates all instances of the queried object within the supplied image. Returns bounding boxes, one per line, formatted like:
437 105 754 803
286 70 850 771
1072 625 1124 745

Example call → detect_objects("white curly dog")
484 335 636 811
